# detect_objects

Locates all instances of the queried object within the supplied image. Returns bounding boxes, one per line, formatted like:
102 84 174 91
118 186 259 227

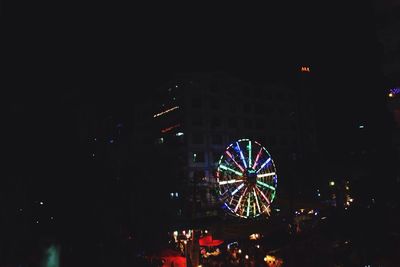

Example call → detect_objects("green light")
42 245 60 267
257 181 276 191
271 190 276 201
219 165 243 176
248 140 252 167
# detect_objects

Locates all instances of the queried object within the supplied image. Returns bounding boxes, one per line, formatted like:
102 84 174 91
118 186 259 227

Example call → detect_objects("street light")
329 181 335 186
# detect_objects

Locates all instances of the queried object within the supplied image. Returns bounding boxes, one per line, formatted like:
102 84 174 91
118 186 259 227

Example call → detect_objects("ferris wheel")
216 139 277 218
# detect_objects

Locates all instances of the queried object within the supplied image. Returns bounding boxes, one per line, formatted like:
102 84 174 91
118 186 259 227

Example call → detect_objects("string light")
153 106 179 118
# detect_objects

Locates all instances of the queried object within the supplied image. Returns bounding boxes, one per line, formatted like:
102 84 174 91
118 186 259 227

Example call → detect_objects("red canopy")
199 235 224 247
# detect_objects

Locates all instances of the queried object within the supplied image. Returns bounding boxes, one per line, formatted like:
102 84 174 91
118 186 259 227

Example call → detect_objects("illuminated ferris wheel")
216 139 277 218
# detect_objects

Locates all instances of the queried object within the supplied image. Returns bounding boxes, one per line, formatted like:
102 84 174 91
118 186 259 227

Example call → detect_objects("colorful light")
301 66 310 72
219 179 243 185
231 183 245 196
257 172 276 178
236 142 248 169
217 139 277 218
161 124 180 133
252 148 263 169
153 106 179 118
248 140 252 167
256 158 271 173
219 165 243 176
257 180 276 191
254 188 261 213
226 151 245 172
246 195 251 217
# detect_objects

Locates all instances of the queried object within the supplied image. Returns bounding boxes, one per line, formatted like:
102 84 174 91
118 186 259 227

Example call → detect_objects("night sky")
4 2 395 233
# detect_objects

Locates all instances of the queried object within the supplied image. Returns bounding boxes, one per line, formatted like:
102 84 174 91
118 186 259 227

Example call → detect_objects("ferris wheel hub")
244 169 257 185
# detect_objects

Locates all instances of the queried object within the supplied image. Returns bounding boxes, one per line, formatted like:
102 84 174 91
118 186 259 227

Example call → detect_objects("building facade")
135 72 319 221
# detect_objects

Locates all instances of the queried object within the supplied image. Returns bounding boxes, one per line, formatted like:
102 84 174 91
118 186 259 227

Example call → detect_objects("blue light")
231 183 245 196
236 142 248 169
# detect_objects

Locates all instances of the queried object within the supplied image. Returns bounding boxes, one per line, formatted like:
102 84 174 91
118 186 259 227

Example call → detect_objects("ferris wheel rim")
216 138 277 218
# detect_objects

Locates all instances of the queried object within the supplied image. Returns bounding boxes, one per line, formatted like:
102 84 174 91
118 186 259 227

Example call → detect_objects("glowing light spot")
256 158 271 173
248 141 252 167
226 151 245 172
231 183 245 196
219 165 243 176
256 181 276 191
301 66 310 72
219 179 243 185
161 124 180 133
153 106 179 118
257 172 276 178
236 142 248 169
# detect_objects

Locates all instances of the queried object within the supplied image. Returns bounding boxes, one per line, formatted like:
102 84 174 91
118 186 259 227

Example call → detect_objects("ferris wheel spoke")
236 142 248 169
219 179 244 185
256 180 276 191
256 157 271 173
231 183 245 196
256 186 271 205
246 195 251 217
226 151 245 172
248 140 252 168
257 172 276 178
253 188 261 213
234 187 248 213
219 164 243 177
252 148 263 169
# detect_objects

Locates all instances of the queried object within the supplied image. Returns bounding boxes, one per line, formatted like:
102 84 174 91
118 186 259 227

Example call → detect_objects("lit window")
193 152 204 162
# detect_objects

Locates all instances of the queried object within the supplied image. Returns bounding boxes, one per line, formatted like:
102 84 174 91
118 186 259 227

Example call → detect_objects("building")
134 71 320 223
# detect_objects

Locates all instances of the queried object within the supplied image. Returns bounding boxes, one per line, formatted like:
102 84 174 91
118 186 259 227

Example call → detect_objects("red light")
161 124 181 133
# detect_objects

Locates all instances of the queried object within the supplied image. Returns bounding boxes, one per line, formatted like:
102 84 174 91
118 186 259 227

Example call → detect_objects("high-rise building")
134 71 320 222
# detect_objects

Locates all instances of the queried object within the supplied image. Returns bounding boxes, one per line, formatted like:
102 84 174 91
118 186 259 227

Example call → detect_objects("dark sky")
4 2 392 190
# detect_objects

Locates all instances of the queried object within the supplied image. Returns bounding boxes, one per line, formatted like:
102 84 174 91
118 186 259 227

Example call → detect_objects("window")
229 103 238 113
192 117 203 126
212 151 221 164
210 101 220 110
211 134 223 145
192 97 202 109
228 117 237 128
211 118 222 128
243 103 251 113
192 133 203 144
193 170 206 182
243 118 253 129
192 152 205 163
